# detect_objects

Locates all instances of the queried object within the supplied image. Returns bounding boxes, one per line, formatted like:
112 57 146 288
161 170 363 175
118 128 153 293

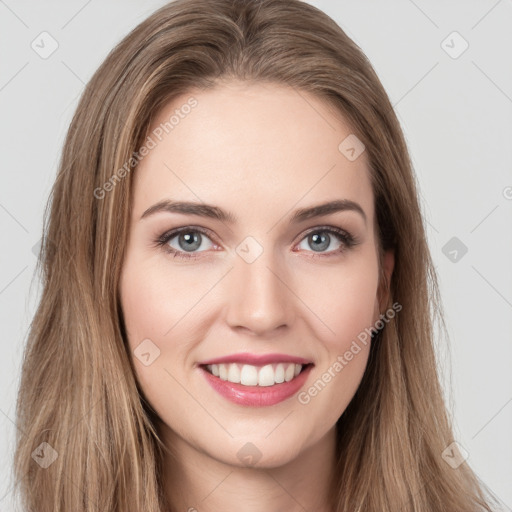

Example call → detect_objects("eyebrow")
140 198 367 225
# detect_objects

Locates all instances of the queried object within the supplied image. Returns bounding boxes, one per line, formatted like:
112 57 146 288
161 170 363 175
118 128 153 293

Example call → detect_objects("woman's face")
119 81 393 468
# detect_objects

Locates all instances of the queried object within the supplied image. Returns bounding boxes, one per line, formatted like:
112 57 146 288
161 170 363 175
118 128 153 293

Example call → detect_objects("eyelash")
153 225 358 260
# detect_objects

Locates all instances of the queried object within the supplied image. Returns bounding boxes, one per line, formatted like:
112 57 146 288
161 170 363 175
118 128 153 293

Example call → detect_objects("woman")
14 0 498 510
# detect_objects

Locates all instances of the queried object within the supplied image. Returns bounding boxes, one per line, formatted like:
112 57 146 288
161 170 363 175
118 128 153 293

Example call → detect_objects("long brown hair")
14 0 497 510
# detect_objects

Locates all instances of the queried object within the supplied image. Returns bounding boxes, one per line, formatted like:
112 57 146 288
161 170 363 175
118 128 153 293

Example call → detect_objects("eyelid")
294 225 351 243
156 224 217 240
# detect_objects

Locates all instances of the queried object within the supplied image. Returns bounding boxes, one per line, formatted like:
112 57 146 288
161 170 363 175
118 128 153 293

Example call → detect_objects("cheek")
119 255 201 419
292 249 380 348
329 270 378 348
120 253 207 348
290 252 378 416
119 251 234 403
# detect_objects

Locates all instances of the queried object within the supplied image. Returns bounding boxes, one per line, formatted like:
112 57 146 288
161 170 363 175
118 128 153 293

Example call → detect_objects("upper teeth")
206 363 303 387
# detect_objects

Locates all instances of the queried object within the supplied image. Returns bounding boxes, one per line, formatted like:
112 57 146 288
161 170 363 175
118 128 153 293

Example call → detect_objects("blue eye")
296 229 353 254
155 226 357 260
156 227 215 259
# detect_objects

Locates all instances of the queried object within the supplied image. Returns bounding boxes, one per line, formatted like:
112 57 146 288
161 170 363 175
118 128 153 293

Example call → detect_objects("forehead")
132 81 374 226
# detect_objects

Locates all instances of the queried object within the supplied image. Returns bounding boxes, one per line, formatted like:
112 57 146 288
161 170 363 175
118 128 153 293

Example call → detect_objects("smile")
199 358 314 407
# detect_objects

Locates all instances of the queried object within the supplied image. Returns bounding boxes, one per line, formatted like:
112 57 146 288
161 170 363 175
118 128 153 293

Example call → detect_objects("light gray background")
1 0 511 510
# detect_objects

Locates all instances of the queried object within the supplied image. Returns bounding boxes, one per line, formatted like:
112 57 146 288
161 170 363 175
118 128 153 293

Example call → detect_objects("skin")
119 81 394 512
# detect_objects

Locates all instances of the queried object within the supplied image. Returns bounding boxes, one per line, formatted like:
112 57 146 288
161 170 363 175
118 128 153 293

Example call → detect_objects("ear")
377 249 394 311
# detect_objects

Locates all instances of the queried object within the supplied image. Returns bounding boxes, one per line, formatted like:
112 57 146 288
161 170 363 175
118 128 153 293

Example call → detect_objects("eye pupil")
179 232 201 251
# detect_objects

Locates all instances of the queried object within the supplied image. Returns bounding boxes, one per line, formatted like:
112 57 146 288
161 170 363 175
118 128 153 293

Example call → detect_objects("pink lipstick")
197 352 314 407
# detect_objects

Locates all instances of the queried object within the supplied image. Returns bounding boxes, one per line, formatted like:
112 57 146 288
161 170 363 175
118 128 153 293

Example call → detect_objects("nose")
225 249 294 337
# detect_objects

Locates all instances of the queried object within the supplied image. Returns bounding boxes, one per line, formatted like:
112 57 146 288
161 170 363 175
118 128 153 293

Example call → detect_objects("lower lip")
199 364 313 407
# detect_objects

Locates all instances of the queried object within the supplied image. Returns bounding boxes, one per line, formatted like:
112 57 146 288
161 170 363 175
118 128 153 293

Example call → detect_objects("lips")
197 352 314 406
